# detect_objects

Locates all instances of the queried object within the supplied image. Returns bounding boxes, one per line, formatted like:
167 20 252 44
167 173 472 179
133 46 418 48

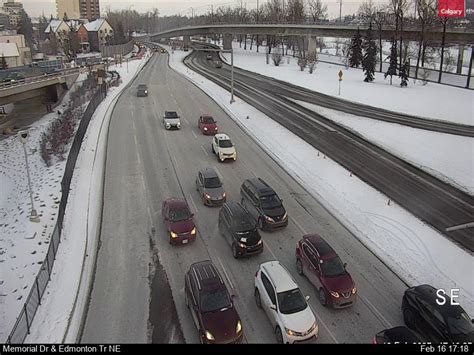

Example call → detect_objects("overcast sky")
19 0 377 20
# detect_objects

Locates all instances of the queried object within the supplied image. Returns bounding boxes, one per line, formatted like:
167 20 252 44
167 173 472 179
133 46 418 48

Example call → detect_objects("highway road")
81 52 410 343
184 48 474 252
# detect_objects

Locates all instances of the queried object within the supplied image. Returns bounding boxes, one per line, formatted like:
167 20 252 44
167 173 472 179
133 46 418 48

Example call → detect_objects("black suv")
185 260 243 343
402 284 474 343
373 326 422 344
218 201 263 258
240 178 288 231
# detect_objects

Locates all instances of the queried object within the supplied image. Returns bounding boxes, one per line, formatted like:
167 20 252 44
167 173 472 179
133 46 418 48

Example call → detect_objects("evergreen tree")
17 10 34 48
399 61 409 87
385 39 398 85
362 23 377 83
349 27 362 68
0 55 8 70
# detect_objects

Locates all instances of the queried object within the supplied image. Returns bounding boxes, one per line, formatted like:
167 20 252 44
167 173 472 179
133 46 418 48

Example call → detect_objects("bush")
307 51 318 74
297 58 307 71
272 52 283 66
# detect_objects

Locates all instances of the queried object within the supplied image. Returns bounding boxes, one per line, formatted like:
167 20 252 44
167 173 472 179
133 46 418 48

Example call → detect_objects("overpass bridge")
150 23 474 47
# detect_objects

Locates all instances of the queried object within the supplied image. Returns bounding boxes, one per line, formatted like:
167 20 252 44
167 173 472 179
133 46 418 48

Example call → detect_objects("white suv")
254 261 318 344
211 133 236 162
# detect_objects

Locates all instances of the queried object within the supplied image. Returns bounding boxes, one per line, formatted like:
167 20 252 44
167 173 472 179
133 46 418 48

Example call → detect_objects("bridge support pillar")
46 84 59 103
308 36 317 54
183 35 190 49
456 45 464 74
223 34 233 50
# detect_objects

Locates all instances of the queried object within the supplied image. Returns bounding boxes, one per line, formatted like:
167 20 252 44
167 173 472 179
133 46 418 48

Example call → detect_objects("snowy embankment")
0 52 151 342
166 46 474 315
0 73 88 341
221 44 473 126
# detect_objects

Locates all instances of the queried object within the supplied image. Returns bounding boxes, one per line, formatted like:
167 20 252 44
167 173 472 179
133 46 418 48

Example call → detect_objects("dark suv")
218 201 263 258
185 260 243 343
402 284 474 343
240 178 288 231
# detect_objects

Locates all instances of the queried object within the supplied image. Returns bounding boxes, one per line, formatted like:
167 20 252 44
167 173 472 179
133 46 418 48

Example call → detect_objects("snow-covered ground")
168 46 474 315
221 43 474 125
294 100 474 195
0 74 89 341
0 53 151 342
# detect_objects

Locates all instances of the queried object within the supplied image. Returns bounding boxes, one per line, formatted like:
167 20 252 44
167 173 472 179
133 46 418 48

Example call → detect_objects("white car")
163 111 181 130
254 261 319 344
211 133 236 162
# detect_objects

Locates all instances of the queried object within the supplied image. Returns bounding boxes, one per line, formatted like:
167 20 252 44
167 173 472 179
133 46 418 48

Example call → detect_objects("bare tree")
286 0 305 23
307 0 328 22
307 51 318 73
414 0 436 79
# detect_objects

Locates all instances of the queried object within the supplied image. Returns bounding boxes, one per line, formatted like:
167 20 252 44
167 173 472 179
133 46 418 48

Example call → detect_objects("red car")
296 234 357 308
162 198 197 245
198 115 218 135
185 260 243 343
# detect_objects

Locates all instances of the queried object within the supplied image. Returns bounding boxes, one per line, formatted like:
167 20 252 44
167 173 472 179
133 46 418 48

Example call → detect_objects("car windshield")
202 116 215 124
277 288 308 315
260 194 282 209
447 312 474 335
204 176 221 188
201 289 231 313
169 207 191 222
165 112 179 118
218 139 233 148
320 256 346 277
138 84 147 89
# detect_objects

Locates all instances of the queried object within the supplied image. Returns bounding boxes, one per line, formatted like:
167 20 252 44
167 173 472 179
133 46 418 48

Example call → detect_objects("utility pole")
339 0 342 22
230 47 235 103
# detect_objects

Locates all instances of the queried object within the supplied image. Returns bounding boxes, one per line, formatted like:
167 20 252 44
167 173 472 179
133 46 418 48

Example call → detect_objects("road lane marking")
262 241 278 260
291 217 307 235
188 194 198 214
359 294 393 328
192 131 197 138
313 313 339 344
200 145 209 156
217 256 236 294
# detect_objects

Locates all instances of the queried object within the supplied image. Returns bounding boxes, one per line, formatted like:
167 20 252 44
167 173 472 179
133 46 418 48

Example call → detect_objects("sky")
20 0 381 20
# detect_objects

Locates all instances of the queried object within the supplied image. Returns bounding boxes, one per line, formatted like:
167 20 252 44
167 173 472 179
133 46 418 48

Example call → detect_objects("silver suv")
163 111 181 130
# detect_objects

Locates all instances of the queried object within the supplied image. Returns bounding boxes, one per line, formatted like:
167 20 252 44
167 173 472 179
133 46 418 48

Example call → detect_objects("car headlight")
308 321 317 333
330 291 340 298
166 123 171 127
144 90 148 94
236 320 242 334
239 243 246 248
204 330 214 341
177 123 181 127
265 215 274 223
203 127 208 131
190 227 197 235
352 287 357 294
170 231 178 239
282 212 288 220
257 239 263 245
285 327 295 336
204 193 211 199
214 127 218 130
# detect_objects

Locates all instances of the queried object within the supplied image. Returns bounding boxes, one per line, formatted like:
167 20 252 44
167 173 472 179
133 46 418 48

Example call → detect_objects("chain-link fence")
6 76 117 343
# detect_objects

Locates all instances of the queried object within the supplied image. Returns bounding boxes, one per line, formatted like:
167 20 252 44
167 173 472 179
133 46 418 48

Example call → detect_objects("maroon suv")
185 260 243 344
198 114 218 135
296 234 357 308
162 198 197 245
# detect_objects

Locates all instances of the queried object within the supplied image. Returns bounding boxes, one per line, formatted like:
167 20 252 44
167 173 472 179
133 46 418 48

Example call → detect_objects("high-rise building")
1 1 24 28
56 0 100 21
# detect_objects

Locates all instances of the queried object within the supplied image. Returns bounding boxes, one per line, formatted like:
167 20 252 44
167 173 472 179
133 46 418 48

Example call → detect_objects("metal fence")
6 75 117 344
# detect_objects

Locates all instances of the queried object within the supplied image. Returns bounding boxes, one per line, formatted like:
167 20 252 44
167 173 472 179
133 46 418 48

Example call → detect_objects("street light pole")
230 47 235 104
19 131 40 223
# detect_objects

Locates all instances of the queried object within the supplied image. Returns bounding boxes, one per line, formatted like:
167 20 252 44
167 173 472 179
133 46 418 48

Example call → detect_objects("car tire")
258 218 264 230
403 307 416 329
232 243 239 259
255 288 262 309
275 326 284 344
319 288 328 307
296 258 304 276
211 144 215 154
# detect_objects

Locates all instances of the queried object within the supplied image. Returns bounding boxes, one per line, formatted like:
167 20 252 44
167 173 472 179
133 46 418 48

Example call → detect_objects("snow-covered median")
221 44 473 126
0 53 151 342
166 47 474 315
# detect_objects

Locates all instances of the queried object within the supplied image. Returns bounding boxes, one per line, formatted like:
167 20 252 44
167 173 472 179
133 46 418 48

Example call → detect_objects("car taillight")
372 337 377 344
